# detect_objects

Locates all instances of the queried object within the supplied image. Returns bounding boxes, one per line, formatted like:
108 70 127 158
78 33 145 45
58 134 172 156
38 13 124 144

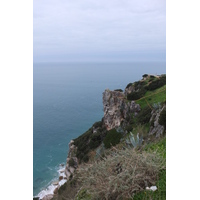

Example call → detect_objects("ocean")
33 62 166 197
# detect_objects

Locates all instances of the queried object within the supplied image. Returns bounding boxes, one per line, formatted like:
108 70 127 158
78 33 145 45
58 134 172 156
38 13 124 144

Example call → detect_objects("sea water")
33 62 166 196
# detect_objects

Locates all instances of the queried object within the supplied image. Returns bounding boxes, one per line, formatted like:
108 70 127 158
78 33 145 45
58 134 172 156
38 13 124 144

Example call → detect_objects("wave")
34 164 67 200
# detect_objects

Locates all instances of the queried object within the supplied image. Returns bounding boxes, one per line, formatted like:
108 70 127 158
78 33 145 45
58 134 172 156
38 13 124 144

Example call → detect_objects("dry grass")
77 147 165 200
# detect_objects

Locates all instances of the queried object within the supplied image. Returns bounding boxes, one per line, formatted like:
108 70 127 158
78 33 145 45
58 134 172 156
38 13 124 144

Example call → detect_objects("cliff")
103 89 140 130
50 74 166 200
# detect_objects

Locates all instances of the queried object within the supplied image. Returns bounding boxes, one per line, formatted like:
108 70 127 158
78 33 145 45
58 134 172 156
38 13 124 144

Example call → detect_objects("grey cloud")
33 0 166 62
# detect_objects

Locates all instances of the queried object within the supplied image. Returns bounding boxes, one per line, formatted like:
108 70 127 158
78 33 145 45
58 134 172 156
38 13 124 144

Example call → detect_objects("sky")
33 0 166 63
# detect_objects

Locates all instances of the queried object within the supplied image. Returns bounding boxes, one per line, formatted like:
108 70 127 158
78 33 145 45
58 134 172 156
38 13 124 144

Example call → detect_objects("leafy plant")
142 74 148 78
152 102 161 110
103 128 122 148
68 158 75 167
114 89 123 92
126 82 133 89
126 132 143 148
137 106 152 124
127 88 146 100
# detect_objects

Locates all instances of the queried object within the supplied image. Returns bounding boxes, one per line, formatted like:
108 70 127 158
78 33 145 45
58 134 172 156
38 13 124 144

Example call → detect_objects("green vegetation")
114 89 123 92
145 75 166 91
127 88 146 100
135 85 166 109
142 74 148 78
73 121 107 163
103 128 122 148
68 158 75 167
126 82 133 89
133 137 166 199
137 106 152 124
77 140 165 200
52 74 166 200
127 75 166 102
75 189 91 200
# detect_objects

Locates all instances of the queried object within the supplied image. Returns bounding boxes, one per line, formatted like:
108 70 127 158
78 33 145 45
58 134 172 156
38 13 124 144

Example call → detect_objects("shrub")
142 74 148 78
58 182 67 194
103 129 122 148
159 107 166 130
77 147 165 199
126 82 132 89
125 124 133 132
127 88 146 100
114 89 123 92
82 155 89 163
75 189 91 200
93 121 102 129
126 132 143 148
145 76 166 91
73 122 107 163
137 106 152 124
69 158 75 168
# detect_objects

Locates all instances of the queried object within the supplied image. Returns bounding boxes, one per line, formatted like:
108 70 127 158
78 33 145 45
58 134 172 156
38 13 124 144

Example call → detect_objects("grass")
133 169 166 200
135 85 166 109
133 137 166 199
77 144 165 200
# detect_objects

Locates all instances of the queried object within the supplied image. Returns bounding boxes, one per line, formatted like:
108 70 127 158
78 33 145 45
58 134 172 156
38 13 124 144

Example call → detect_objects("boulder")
102 89 140 130
52 181 59 185
42 194 54 200
53 187 58 194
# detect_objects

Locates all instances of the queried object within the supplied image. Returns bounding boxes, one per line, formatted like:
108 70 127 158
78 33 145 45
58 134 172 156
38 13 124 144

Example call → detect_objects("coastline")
34 164 67 200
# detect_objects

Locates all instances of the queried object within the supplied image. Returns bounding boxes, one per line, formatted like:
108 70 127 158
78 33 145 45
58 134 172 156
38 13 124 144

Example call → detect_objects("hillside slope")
50 74 166 200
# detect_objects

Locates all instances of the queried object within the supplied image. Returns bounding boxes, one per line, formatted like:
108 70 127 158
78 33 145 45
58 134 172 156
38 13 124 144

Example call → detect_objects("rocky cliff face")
102 89 140 130
149 105 166 137
65 140 78 179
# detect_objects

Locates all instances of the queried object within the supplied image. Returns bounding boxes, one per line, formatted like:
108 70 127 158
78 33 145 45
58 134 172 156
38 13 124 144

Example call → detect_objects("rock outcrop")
102 89 140 130
42 194 54 200
149 105 165 137
65 140 78 179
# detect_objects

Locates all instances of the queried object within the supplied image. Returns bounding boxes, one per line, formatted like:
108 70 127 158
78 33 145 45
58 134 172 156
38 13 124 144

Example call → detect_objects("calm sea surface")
33 62 166 196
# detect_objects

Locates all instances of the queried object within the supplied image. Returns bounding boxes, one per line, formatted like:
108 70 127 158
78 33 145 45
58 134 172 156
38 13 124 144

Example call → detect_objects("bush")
114 89 123 92
69 158 75 167
93 121 102 129
137 106 152 124
125 124 133 132
82 155 89 163
126 82 132 89
142 74 148 78
77 147 165 199
145 76 166 91
127 88 146 100
58 182 67 194
73 122 107 163
103 129 122 148
159 107 166 130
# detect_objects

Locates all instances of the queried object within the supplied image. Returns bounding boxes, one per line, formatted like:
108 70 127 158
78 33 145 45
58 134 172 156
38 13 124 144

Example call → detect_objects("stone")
146 186 157 191
53 187 58 194
42 194 54 200
102 89 140 130
149 105 165 137
59 176 63 181
52 181 59 185
150 186 157 191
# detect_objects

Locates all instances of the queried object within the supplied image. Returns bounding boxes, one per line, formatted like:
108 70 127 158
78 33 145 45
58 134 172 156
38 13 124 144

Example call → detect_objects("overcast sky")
33 0 166 62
